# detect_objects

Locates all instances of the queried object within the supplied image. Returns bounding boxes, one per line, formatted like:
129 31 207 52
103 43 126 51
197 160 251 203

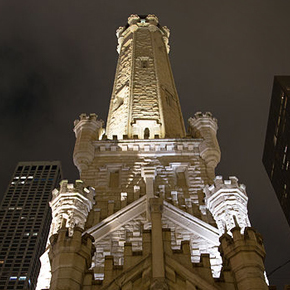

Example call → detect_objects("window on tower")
109 171 119 188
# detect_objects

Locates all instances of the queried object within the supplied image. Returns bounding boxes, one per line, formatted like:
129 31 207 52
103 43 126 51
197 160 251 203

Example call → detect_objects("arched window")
144 128 150 139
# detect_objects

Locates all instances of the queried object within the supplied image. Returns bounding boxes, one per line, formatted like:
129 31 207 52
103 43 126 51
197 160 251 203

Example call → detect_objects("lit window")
121 192 127 201
19 276 27 281
28 176 33 179
9 276 17 280
20 176 26 179
33 233 38 236
283 153 287 165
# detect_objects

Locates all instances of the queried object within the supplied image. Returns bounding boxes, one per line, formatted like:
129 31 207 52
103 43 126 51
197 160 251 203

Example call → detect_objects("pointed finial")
61 218 67 229
233 215 241 229
223 223 228 235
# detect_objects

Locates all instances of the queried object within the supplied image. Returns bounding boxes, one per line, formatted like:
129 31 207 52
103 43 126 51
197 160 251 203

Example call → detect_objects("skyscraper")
263 76 290 225
37 15 268 290
0 161 62 290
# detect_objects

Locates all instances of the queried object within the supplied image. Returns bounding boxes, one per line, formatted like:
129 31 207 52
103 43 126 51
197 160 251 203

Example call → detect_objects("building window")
144 128 150 139
109 171 119 188
176 171 187 188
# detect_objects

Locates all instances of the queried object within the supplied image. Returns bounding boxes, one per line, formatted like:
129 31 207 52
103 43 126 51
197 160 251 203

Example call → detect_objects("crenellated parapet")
116 14 170 54
188 112 221 181
219 226 268 290
49 223 96 290
73 113 104 172
204 176 250 235
50 179 95 236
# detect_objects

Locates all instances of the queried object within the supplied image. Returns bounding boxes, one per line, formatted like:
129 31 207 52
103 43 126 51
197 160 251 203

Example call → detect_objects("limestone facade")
37 15 268 290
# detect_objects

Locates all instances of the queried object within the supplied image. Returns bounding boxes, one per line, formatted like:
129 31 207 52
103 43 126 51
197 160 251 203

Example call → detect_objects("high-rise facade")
263 76 290 225
37 15 268 290
0 161 62 290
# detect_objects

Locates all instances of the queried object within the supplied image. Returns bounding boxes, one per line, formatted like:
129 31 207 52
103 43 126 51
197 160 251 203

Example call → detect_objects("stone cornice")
92 138 203 156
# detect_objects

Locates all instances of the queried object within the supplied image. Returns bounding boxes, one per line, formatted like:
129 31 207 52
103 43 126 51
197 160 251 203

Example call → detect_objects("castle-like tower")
37 15 268 290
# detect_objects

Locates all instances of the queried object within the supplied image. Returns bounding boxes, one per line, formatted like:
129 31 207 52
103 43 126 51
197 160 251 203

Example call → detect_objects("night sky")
0 0 290 287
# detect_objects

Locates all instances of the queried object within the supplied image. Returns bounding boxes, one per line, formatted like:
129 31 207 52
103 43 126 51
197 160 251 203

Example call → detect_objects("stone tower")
37 15 268 290
105 14 185 140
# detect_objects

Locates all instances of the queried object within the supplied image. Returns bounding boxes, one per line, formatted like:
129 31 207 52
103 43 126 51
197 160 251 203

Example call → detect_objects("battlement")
128 14 159 26
220 227 264 248
194 111 217 121
188 112 218 132
74 113 104 128
116 14 170 54
50 222 94 249
205 176 247 196
52 179 95 199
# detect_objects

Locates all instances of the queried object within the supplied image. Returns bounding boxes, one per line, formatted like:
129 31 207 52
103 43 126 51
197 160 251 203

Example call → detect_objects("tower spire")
106 14 186 140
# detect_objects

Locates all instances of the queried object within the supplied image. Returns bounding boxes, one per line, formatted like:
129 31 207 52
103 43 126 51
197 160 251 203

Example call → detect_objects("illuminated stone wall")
106 14 185 140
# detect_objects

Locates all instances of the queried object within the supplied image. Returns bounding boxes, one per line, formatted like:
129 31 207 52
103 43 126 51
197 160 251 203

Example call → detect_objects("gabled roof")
85 196 219 245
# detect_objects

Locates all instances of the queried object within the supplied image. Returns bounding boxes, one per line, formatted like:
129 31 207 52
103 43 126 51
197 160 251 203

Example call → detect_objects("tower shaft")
106 15 185 140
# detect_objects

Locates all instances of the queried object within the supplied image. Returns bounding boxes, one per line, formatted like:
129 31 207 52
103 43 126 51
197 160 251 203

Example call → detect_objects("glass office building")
263 76 290 226
0 161 62 289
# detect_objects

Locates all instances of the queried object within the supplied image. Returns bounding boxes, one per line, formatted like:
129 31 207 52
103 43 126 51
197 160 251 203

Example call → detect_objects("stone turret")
50 180 95 236
204 176 250 235
73 113 104 172
219 226 268 290
49 222 95 290
188 112 221 181
36 180 95 290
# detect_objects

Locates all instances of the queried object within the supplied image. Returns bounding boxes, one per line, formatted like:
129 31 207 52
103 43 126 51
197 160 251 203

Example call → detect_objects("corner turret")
36 180 95 290
204 176 250 235
188 112 221 181
219 227 268 290
49 223 95 290
73 113 104 172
